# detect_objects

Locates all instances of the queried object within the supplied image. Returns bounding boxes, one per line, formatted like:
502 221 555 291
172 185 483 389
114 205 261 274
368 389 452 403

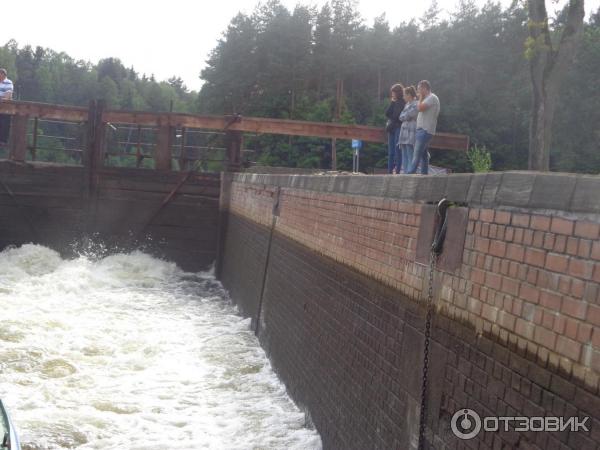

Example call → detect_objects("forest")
1 0 599 173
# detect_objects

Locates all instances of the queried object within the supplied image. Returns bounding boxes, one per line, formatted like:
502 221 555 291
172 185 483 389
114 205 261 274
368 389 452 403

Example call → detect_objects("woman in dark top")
385 83 405 174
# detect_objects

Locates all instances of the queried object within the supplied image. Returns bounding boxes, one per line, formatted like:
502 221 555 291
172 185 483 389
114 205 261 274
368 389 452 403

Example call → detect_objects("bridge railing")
0 99 470 172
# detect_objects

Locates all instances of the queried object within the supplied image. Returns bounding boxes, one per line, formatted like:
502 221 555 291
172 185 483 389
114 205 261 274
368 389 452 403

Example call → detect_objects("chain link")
418 249 437 450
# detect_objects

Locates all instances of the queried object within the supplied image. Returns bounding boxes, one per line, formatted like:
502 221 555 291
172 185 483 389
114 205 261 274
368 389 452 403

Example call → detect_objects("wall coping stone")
230 171 600 216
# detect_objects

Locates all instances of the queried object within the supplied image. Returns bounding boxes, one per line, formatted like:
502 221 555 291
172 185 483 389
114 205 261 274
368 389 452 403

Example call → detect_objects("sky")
2 0 599 92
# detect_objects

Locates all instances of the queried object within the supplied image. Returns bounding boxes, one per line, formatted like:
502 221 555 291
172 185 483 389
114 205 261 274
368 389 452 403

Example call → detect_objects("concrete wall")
0 160 220 270
219 172 600 450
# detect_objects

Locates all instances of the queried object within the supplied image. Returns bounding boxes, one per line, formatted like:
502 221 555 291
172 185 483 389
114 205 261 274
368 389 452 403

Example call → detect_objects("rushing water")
0 244 321 450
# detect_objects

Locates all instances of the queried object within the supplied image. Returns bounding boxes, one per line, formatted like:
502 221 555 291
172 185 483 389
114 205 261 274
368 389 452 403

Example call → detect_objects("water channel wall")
218 171 600 450
2 159 600 449
0 160 220 271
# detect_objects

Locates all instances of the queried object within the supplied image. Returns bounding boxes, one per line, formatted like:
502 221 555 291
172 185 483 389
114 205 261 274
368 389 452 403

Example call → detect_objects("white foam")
0 244 322 449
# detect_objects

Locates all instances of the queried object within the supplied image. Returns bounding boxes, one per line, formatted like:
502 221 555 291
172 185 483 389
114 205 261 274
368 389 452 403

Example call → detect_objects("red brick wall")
227 179 600 391
220 173 600 448
463 209 600 387
230 182 600 388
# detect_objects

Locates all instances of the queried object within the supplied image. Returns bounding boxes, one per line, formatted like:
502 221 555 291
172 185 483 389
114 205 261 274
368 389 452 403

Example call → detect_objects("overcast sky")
3 0 599 91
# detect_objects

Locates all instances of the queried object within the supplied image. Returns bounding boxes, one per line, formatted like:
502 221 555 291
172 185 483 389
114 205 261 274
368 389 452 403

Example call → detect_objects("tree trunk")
289 86 295 150
335 78 344 120
317 70 322 99
529 93 555 170
331 78 343 171
377 67 382 103
527 0 585 171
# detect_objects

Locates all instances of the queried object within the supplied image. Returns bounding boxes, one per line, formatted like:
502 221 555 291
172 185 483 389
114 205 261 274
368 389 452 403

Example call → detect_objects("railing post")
8 114 28 162
83 99 96 172
93 100 107 168
178 127 188 171
331 137 337 171
30 117 38 161
224 130 242 172
155 116 173 170
84 100 106 199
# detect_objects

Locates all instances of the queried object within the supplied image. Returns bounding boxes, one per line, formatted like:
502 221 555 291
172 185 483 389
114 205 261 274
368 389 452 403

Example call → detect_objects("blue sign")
352 139 362 149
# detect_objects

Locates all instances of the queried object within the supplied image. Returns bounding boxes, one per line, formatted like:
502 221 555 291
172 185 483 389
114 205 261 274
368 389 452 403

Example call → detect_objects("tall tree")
199 13 259 114
526 0 585 170
313 4 333 98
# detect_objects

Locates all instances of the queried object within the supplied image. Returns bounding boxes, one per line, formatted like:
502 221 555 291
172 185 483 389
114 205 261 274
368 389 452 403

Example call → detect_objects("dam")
0 100 599 449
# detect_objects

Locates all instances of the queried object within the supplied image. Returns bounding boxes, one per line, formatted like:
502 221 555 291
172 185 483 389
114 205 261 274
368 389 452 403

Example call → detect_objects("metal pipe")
31 117 38 161
136 125 142 168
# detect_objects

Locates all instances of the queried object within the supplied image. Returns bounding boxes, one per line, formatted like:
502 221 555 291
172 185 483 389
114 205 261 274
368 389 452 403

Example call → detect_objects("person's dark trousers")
406 128 433 174
394 144 402 174
387 128 400 173
0 114 11 144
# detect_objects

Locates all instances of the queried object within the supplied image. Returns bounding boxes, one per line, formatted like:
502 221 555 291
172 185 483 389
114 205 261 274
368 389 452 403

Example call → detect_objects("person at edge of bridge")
0 68 14 145
405 80 440 175
384 83 405 174
398 85 419 174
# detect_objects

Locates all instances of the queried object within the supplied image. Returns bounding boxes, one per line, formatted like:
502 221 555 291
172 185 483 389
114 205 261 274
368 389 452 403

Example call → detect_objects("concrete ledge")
529 173 577 211
496 172 535 207
231 171 600 215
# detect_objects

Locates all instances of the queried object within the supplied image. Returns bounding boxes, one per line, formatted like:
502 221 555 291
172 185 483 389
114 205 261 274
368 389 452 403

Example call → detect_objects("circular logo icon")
451 408 482 440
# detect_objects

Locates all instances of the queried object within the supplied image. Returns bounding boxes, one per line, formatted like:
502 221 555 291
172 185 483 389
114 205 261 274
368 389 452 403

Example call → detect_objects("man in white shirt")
406 80 440 174
0 68 14 144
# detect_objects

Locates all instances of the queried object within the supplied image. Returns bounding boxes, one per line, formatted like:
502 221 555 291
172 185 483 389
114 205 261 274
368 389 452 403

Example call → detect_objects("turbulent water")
0 244 321 450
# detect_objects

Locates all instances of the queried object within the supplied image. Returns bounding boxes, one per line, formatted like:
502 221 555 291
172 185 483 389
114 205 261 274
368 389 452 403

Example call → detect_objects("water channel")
0 244 321 449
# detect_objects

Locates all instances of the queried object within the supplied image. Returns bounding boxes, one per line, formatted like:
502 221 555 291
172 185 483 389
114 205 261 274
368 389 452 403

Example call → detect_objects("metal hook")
431 197 449 255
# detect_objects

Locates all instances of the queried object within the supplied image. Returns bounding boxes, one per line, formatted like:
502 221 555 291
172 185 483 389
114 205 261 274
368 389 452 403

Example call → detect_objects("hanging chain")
418 249 438 450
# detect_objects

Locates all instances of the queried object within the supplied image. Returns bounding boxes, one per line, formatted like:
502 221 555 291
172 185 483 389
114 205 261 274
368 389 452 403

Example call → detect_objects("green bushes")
467 145 492 173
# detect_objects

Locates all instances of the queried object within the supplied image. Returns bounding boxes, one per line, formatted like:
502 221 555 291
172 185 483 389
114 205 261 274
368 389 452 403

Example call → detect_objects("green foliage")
551 22 600 174
0 40 201 167
198 0 529 172
467 144 492 172
0 41 198 113
197 1 600 174
1 1 600 174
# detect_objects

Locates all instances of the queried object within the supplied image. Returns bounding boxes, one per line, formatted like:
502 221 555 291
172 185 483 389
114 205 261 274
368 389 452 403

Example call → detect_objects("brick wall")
220 213 270 320
219 172 600 449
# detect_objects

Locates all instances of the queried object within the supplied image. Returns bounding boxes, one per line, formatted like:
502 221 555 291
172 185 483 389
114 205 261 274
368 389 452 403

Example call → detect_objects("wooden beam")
228 117 385 143
224 131 243 172
8 114 29 161
103 111 469 151
104 110 178 127
155 124 173 170
83 99 97 199
93 100 107 169
430 133 470 152
0 100 470 153
103 110 386 143
0 101 87 122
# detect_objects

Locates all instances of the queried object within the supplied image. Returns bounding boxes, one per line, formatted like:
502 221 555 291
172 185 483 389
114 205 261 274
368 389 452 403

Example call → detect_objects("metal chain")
418 249 438 450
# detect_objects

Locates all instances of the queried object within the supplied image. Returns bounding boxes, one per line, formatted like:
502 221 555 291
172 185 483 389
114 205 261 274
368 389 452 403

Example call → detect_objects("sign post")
352 139 362 173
